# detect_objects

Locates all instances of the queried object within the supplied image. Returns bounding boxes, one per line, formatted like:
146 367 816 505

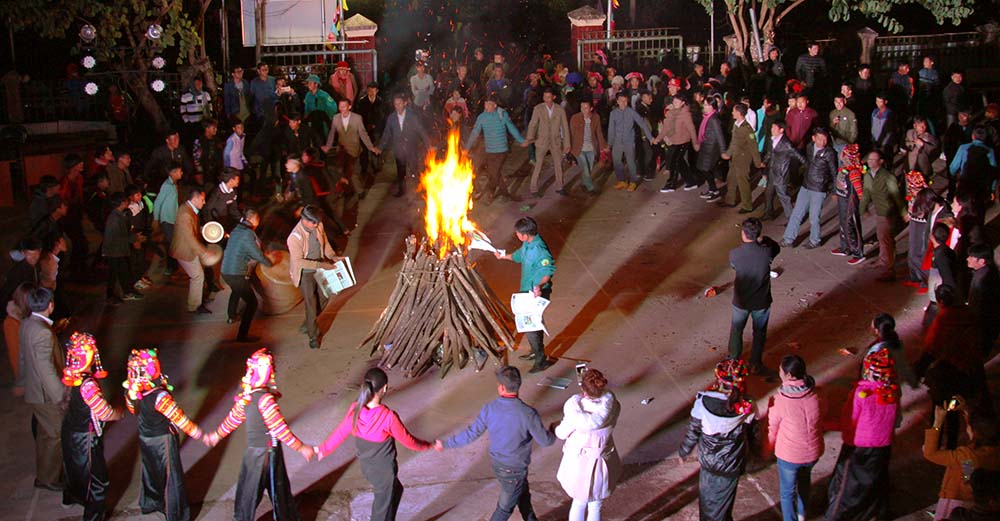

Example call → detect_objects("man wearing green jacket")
829 94 858 155
466 95 527 204
721 104 763 213
860 150 908 281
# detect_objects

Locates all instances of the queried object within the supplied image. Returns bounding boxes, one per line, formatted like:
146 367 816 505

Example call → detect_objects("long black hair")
873 313 901 350
353 367 388 429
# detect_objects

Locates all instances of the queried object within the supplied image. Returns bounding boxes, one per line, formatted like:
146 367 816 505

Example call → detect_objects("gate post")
344 14 379 86
568 6 607 69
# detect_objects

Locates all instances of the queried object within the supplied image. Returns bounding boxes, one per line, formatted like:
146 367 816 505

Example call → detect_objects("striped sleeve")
258 393 303 450
80 379 119 422
154 391 203 439
213 400 247 440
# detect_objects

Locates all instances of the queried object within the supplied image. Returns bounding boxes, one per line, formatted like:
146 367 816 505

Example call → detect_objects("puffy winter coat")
679 391 757 476
555 391 622 502
695 113 727 172
767 376 824 464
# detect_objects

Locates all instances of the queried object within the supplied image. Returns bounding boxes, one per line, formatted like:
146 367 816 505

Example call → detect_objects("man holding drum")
170 187 218 314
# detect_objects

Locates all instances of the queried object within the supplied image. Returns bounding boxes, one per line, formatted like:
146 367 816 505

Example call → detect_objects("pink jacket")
840 380 898 448
767 377 824 464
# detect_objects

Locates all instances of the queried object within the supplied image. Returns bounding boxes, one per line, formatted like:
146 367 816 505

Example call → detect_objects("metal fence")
872 32 985 74
260 44 379 86
577 33 685 72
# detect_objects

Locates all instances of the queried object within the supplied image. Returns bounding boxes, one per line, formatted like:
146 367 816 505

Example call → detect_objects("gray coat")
607 107 653 148
19 314 64 405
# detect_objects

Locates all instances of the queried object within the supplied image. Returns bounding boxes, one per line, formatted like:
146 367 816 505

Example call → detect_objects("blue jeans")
490 462 537 521
783 188 827 246
576 150 596 191
777 458 816 521
611 144 638 183
728 305 770 365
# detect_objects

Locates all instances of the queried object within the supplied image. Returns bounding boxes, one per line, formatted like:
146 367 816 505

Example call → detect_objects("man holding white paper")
286 205 344 349
495 217 556 373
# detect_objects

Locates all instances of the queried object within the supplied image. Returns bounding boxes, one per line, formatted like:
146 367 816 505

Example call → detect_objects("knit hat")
335 61 350 70
861 349 900 404
62 332 107 386
611 75 625 86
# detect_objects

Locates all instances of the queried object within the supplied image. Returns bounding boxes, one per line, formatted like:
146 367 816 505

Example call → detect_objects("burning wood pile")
358 130 515 377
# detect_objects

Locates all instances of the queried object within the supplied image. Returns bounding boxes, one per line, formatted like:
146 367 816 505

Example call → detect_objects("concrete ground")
2 146 996 521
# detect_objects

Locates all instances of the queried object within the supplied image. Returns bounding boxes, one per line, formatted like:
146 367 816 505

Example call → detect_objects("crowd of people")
2 34 1000 521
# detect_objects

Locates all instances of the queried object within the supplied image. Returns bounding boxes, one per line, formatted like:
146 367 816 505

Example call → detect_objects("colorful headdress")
594 49 607 66
588 72 603 83
713 358 753 414
237 348 278 405
62 332 106 386
123 348 171 402
861 349 899 404
905 170 929 205
842 143 861 167
786 78 804 94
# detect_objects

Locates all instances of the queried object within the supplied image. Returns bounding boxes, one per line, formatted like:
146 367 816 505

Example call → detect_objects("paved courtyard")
2 146 996 521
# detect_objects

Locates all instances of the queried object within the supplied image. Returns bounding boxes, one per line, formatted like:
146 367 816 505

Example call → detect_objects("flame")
419 128 476 258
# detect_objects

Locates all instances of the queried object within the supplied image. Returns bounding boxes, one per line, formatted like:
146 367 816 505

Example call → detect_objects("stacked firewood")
359 235 516 377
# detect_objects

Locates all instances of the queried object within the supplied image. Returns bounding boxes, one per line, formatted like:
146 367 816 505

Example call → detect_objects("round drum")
200 244 223 267
252 250 303 315
201 221 225 243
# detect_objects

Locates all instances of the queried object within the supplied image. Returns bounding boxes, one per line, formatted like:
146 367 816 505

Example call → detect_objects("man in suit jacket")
353 82 386 178
762 121 806 220
323 100 381 197
378 93 432 197
525 87 571 197
18 287 64 489
286 205 343 349
170 187 211 314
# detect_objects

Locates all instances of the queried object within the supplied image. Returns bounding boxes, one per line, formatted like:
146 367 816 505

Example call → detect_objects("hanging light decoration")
84 82 99 96
79 24 97 43
81 55 96 69
146 23 163 40
151 56 165 70
151 79 165 92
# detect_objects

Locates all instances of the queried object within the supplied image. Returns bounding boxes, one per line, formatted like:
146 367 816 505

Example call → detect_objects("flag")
612 0 619 7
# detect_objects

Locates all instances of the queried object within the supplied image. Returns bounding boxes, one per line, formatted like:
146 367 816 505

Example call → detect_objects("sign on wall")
241 0 346 47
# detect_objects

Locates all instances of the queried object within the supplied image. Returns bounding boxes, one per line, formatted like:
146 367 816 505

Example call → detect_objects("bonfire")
358 130 516 377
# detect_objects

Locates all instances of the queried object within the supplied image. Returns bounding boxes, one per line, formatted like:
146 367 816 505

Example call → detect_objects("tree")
1 0 206 132
695 0 975 64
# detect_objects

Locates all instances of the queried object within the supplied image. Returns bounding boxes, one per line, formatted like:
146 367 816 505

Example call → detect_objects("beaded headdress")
62 332 107 386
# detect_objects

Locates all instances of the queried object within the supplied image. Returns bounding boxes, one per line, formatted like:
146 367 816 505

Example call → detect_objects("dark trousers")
490 462 537 521
638 139 656 179
160 223 178 272
31 403 64 487
106 256 131 298
62 213 88 276
525 287 550 365
728 305 770 366
765 179 794 218
360 456 403 521
907 220 929 284
837 196 864 258
62 429 109 521
233 445 300 521
665 143 696 187
335 150 364 193
223 274 258 339
299 270 328 341
699 469 739 521
484 152 511 200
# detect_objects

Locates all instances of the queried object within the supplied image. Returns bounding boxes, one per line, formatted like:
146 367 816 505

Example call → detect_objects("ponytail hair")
353 367 388 429
873 313 900 350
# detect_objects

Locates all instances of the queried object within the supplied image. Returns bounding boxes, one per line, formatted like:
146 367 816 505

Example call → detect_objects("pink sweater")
840 380 898 448
767 378 824 464
317 403 431 458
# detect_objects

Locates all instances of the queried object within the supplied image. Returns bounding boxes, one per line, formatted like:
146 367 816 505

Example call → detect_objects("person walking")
152 163 183 277
103 192 144 304
322 99 381 198
767 354 823 521
494 217 556 373
170 187 213 314
438 366 556 521
568 99 608 196
60 332 122 521
221 208 273 342
19 287 64 490
555 368 621 521
606 92 654 192
654 93 699 192
378 93 432 197
720 103 764 213
678 358 758 521
729 218 780 374
286 205 343 349
316 367 432 521
825 349 900 521
781 128 837 249
124 348 205 521
859 150 908 281
695 95 728 202
761 121 805 220
966 244 1000 355
466 94 528 203
525 87 572 197
204 349 314 521
831 144 866 264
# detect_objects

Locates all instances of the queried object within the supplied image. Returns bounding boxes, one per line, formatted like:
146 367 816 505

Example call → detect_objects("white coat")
555 391 622 502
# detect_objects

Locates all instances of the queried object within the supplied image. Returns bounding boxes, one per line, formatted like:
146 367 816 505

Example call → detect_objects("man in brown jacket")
322 100 381 197
170 187 212 313
525 87 571 197
286 205 343 349
18 287 64 490
569 100 608 195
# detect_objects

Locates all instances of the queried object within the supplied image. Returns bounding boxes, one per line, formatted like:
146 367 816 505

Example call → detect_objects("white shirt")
545 104 554 118
218 181 233 194
341 113 351 130
397 111 406 130
186 200 200 215
771 136 782 150
31 312 53 326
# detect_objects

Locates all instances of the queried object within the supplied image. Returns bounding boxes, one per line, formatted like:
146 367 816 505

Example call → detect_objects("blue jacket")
466 109 525 153
249 76 277 117
152 177 178 224
443 396 555 469
949 140 997 175
223 79 251 119
608 106 653 147
221 223 272 276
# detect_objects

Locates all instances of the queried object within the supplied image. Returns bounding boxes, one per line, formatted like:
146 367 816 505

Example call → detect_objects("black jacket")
968 266 1000 327
281 126 321 160
203 184 240 231
695 112 727 172
144 144 193 188
102 208 133 258
353 93 385 135
762 135 805 186
730 239 779 310
679 391 755 477
802 143 838 193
